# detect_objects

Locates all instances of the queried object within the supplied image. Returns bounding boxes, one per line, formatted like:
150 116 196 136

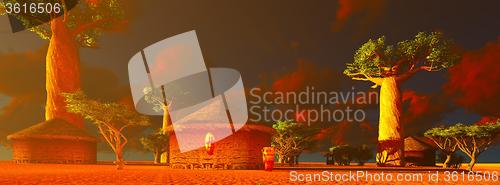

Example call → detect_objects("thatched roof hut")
169 124 273 170
404 136 437 166
7 119 97 164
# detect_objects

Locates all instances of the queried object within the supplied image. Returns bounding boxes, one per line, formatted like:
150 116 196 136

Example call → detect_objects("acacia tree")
344 32 460 166
271 120 314 165
448 122 500 171
143 87 173 163
424 127 459 168
140 130 169 164
0 0 126 128
63 91 149 169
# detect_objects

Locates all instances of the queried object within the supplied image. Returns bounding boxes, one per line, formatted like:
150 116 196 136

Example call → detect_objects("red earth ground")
0 162 498 184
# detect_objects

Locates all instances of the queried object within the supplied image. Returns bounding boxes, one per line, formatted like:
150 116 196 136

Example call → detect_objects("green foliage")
68 0 124 47
425 120 500 170
1 0 125 47
63 90 149 169
63 91 149 128
271 120 316 164
344 32 460 79
140 130 169 154
143 87 166 112
326 144 373 166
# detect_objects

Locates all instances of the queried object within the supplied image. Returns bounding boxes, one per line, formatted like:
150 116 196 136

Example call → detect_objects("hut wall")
11 139 96 164
404 150 436 166
169 129 271 170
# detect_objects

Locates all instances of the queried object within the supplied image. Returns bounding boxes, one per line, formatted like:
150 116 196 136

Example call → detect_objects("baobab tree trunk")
376 76 404 166
46 17 83 127
161 105 171 163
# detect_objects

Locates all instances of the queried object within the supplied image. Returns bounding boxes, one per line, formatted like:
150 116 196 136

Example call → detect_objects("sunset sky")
0 0 499 162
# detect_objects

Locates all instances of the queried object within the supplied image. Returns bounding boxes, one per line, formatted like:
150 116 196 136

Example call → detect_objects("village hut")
404 136 437 166
7 119 97 164
169 124 274 170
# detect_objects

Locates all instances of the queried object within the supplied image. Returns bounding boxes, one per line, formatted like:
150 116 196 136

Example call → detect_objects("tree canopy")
63 91 149 129
140 130 169 164
425 121 500 170
271 120 316 164
63 90 149 169
344 32 460 86
0 0 125 47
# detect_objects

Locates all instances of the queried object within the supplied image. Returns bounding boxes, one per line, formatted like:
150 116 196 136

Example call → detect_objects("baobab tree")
63 91 149 169
0 0 126 128
344 32 460 166
143 86 173 163
140 130 170 164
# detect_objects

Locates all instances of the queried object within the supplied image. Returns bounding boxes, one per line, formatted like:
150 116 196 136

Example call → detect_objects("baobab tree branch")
61 0 69 23
396 65 437 82
347 72 383 88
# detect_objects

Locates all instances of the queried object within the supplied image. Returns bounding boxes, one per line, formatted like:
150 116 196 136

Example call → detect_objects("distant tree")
143 86 174 163
63 91 149 170
271 120 315 165
326 144 372 166
355 144 373 166
329 145 354 166
1 0 126 127
447 122 500 171
140 130 169 164
424 127 459 168
344 32 460 166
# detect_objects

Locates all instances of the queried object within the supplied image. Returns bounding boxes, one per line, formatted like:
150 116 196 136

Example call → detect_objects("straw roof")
404 136 436 151
7 119 97 142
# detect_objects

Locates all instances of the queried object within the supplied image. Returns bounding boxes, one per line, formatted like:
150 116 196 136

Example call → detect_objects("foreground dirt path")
0 163 498 184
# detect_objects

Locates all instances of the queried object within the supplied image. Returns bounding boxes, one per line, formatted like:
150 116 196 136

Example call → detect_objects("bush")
326 144 373 166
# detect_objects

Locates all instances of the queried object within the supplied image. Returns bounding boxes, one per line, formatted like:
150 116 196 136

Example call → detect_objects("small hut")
404 136 436 166
169 124 274 170
7 119 97 164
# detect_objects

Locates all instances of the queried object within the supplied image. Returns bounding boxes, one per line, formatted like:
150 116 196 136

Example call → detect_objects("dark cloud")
445 37 500 117
332 0 387 33
401 90 451 136
272 59 342 92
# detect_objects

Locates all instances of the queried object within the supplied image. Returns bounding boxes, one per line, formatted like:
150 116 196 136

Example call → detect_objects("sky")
0 0 499 162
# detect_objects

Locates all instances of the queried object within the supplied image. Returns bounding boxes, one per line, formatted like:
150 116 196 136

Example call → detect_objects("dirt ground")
0 162 498 185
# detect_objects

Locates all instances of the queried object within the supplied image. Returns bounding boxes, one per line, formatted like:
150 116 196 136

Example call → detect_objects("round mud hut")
7 119 97 164
169 124 274 170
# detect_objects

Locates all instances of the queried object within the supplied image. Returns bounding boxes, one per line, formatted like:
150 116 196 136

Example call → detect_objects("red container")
262 147 275 171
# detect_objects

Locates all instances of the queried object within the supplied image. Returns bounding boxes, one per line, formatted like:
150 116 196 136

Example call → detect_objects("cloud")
313 120 376 148
445 37 500 117
401 90 450 136
475 116 499 125
0 49 46 144
272 59 342 92
332 0 387 32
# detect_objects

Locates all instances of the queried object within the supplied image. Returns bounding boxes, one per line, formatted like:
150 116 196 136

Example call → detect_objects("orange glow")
204 132 215 155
